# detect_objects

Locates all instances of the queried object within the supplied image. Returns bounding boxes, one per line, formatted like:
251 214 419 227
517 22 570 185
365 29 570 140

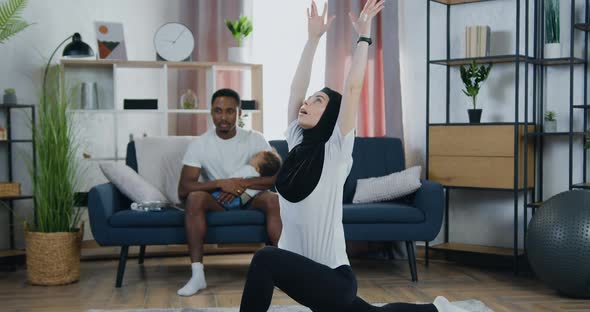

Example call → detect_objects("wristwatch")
357 36 372 46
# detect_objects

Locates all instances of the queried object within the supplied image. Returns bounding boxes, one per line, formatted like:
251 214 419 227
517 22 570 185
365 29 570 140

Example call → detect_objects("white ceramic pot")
544 43 561 58
544 120 557 132
228 47 247 63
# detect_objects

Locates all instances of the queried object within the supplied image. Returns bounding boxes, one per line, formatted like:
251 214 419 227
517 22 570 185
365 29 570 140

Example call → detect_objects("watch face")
154 23 195 61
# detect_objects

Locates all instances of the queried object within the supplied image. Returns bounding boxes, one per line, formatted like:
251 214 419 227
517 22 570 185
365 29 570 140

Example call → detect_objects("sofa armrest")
88 183 124 245
411 180 444 240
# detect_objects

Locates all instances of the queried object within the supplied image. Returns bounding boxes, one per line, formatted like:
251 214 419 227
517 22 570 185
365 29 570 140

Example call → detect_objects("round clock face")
154 22 195 62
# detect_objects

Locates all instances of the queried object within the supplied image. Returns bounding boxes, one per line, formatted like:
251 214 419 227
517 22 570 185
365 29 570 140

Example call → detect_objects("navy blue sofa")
88 137 443 287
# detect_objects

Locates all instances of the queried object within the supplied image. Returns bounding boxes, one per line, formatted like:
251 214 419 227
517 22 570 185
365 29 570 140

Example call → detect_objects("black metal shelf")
0 139 33 143
526 202 543 209
529 57 586 66
575 23 590 32
526 131 585 136
0 195 33 200
0 104 35 109
444 186 533 192
572 183 590 190
429 122 532 126
430 0 496 6
430 54 529 66
0 103 36 252
573 104 590 109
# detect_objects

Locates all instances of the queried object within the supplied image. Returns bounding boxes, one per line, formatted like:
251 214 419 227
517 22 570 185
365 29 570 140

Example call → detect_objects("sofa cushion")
109 208 266 228
342 202 424 224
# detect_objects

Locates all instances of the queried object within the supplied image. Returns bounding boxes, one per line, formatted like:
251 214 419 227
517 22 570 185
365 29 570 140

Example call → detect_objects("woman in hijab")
239 1 466 311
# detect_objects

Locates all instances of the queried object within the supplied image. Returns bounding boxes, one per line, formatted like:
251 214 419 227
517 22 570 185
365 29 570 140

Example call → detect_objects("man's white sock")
177 262 207 296
433 296 470 312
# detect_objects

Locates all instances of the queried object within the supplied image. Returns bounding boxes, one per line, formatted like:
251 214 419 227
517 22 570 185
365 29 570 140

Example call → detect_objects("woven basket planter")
25 223 84 286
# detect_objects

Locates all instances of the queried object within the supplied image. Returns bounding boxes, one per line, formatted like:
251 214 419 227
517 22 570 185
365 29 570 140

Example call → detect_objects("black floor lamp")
42 32 94 106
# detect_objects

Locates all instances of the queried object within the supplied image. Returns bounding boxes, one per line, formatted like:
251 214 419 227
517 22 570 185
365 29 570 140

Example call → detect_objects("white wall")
251 0 327 140
399 0 588 248
0 0 193 249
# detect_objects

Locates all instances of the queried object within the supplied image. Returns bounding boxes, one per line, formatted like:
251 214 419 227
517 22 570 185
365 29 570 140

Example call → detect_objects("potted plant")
544 111 557 132
180 89 197 109
25 60 85 285
545 0 560 58
225 16 253 63
0 0 32 44
460 60 493 123
3 88 17 104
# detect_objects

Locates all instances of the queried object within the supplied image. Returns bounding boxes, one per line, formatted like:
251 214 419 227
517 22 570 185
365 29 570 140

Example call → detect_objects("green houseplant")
0 0 32 44
544 111 557 132
460 60 493 123
225 16 253 62
24 45 87 285
545 0 560 58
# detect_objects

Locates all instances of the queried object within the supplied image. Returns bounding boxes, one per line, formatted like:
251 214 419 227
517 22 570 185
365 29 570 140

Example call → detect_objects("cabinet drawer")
429 125 534 157
429 155 533 189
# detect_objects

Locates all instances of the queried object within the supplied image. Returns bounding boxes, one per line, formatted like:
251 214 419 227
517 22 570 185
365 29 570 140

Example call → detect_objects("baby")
211 150 282 210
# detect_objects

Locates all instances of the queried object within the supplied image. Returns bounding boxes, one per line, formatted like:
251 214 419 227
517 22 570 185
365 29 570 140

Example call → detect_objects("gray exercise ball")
526 190 590 298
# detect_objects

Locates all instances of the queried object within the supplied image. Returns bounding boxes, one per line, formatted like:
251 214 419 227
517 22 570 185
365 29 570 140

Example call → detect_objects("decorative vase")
544 43 561 58
468 109 482 123
180 89 197 109
25 223 84 285
228 47 247 63
3 93 17 105
544 120 557 132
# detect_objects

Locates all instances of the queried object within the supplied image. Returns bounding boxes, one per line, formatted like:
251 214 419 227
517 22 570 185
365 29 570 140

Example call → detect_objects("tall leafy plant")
0 0 32 44
460 60 493 110
545 0 560 44
225 16 253 47
29 63 83 232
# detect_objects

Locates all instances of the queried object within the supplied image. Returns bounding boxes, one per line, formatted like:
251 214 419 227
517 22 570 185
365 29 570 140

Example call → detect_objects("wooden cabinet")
428 124 535 189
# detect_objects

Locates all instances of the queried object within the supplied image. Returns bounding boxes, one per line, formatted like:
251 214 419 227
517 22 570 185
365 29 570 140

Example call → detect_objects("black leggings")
240 246 438 312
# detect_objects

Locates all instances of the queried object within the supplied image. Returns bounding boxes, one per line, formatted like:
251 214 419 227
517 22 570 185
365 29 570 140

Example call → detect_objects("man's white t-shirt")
182 127 271 182
277 120 356 269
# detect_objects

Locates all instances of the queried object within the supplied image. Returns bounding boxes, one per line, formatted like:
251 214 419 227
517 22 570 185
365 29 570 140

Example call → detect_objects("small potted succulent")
544 111 557 132
225 16 253 63
3 88 17 105
460 60 493 123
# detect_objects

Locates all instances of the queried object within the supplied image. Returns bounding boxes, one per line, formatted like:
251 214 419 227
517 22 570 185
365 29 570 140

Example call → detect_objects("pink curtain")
175 0 244 136
326 0 402 139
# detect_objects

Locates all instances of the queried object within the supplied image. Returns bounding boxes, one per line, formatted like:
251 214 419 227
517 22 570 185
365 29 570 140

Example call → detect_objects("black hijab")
275 87 342 203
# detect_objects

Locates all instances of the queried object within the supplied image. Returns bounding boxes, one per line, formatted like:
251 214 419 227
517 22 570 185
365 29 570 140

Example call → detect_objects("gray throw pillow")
352 166 422 204
99 162 168 203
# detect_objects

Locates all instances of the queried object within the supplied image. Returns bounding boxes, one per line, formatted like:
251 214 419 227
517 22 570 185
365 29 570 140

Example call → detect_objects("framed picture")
95 21 127 60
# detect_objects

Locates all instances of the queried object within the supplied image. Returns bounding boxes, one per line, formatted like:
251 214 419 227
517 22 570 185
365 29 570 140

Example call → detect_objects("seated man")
177 88 282 296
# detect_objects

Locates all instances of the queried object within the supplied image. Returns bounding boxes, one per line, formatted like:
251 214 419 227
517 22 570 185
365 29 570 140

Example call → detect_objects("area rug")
88 299 493 312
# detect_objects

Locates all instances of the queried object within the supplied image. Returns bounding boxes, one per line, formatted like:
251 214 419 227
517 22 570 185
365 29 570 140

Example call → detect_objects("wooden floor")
1 251 589 312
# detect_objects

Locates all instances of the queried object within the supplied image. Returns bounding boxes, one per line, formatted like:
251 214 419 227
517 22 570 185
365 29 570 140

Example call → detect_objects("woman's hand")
307 0 335 41
348 0 385 37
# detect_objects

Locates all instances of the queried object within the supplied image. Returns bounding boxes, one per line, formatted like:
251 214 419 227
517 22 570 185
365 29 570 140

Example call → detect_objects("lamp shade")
62 33 94 57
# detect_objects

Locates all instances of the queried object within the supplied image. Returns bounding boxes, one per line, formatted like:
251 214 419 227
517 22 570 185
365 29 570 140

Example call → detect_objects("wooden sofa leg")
138 245 146 264
116 246 129 288
405 241 418 282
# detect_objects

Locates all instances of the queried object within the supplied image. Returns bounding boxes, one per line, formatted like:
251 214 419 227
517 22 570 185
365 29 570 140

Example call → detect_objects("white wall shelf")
60 59 264 192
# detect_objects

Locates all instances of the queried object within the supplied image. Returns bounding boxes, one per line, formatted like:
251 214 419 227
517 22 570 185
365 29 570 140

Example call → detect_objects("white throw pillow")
99 162 168 203
352 166 422 204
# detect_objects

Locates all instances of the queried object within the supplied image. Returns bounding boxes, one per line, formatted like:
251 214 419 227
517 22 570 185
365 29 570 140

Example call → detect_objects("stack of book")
465 25 491 58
